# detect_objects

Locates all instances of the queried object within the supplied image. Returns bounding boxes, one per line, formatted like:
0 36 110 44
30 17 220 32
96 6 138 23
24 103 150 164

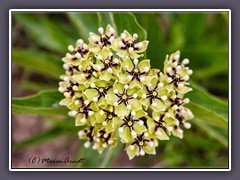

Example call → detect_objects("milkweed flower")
59 24 194 160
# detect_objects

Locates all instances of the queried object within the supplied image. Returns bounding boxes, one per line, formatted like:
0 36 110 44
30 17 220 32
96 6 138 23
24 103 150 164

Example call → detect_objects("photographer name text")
28 156 85 164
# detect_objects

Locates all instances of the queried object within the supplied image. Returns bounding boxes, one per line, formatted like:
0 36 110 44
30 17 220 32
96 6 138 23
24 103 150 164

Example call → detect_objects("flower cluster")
58 25 194 159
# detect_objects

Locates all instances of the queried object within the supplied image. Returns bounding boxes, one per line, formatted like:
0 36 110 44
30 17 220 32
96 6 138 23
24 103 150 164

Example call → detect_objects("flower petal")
112 117 124 128
151 99 165 112
164 117 175 125
134 41 149 53
90 116 97 125
75 114 86 126
81 59 92 70
100 70 112 81
117 50 129 60
89 32 100 45
133 109 147 119
98 97 108 109
117 73 132 84
129 78 142 89
122 57 134 71
133 123 146 134
95 112 107 123
149 77 158 89
178 68 188 77
106 92 119 105
105 120 115 133
143 143 156 155
105 24 115 37
157 86 168 97
138 59 150 73
119 126 131 143
115 103 130 117
172 127 183 139
129 51 142 59
111 37 121 51
123 30 133 41
140 98 150 108
84 89 99 101
127 144 139 160
156 128 169 140
177 85 192 94
146 117 156 134
128 99 142 111
59 98 72 106
113 82 124 94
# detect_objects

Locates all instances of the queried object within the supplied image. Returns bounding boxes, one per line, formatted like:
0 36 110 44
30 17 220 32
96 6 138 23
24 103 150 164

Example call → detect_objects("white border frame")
9 9 231 171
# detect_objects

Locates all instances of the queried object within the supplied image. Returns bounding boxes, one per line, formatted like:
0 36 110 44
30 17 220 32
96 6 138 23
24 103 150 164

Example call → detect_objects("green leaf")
187 102 228 128
183 44 228 80
192 118 228 147
186 82 228 129
13 119 76 151
182 13 207 44
13 13 70 52
12 49 64 79
67 12 99 42
13 117 78 151
135 13 167 69
187 82 228 119
20 81 56 91
12 90 68 115
112 12 147 41
13 127 65 151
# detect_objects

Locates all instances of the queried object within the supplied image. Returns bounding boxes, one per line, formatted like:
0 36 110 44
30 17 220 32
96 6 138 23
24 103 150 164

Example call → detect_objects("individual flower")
113 110 147 143
106 82 141 117
89 25 115 53
72 58 99 86
112 30 149 59
146 111 175 140
138 77 168 112
94 106 120 133
117 58 154 88
162 51 193 94
68 96 98 126
84 80 112 108
91 126 118 154
93 47 121 81
63 39 90 66
78 126 94 148
126 133 157 160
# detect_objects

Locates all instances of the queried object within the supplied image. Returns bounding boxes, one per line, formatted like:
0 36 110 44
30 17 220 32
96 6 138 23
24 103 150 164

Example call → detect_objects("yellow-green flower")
112 30 149 59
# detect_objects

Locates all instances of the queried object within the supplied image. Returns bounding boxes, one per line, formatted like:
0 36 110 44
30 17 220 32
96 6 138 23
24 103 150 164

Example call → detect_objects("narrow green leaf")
12 48 64 79
13 13 70 52
193 118 228 147
187 82 228 119
67 12 99 42
13 126 67 151
97 12 116 33
20 81 56 91
13 118 77 151
12 90 68 115
187 102 228 128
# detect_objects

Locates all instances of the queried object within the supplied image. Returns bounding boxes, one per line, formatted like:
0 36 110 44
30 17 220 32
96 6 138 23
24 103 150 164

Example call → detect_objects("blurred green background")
12 11 229 168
